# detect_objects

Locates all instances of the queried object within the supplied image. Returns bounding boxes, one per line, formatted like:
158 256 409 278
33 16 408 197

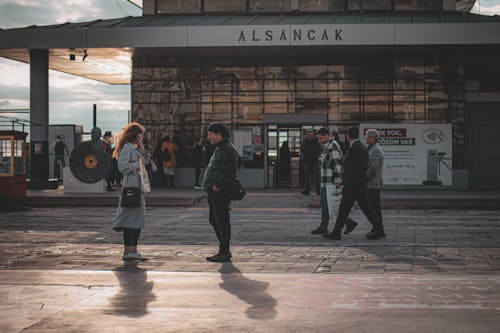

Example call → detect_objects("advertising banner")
232 129 253 160
359 123 452 186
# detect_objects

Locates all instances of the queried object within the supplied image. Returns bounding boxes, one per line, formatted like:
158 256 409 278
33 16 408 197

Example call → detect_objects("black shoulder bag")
230 179 246 201
121 187 141 207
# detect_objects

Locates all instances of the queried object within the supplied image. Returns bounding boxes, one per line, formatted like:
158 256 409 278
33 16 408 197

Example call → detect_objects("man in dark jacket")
300 129 321 195
202 123 239 262
324 126 385 241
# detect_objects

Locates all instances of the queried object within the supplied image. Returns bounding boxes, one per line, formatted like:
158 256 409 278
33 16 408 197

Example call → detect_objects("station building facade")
1 0 499 188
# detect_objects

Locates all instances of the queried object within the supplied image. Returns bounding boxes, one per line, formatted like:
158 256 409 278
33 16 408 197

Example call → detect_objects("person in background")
311 127 343 235
143 138 155 186
300 128 321 195
161 136 178 187
324 126 384 241
347 129 386 238
103 131 115 191
113 122 149 261
50 136 69 180
152 137 166 187
278 141 292 187
330 126 348 155
192 137 204 189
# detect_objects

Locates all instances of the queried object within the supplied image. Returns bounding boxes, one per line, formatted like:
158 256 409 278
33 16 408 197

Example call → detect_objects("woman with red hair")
113 122 149 261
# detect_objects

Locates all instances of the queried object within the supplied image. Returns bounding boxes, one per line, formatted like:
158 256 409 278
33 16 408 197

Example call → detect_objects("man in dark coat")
300 128 321 195
324 126 385 241
202 123 239 262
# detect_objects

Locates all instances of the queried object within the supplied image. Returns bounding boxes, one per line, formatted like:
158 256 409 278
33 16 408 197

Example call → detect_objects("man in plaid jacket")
311 127 344 235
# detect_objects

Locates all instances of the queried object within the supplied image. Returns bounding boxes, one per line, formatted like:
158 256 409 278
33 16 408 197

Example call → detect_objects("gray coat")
366 142 384 189
113 143 148 231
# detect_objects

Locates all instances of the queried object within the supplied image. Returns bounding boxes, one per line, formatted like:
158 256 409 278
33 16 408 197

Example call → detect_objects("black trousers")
207 190 231 253
123 228 141 247
332 184 383 234
367 188 383 227
303 161 320 194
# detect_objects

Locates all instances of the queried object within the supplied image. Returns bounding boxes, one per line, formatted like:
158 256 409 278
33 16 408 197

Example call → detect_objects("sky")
0 0 499 138
0 0 141 137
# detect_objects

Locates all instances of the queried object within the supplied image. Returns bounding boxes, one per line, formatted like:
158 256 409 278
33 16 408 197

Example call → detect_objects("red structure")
0 131 28 209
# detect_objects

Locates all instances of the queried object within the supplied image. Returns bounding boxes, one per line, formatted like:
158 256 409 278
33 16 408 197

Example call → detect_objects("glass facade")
132 56 465 169
151 0 448 14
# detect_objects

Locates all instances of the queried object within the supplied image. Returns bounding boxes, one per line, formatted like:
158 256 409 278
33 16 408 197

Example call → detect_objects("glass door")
267 126 302 188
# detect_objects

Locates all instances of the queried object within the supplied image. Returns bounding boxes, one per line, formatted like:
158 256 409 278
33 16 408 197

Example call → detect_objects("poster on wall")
232 129 253 160
359 123 453 186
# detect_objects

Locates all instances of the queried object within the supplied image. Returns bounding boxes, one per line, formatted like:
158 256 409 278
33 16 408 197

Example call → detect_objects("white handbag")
326 184 342 218
139 160 151 193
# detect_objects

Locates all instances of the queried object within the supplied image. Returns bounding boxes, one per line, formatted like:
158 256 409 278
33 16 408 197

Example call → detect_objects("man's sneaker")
311 227 328 235
123 252 149 261
206 252 232 262
194 186 203 190
323 232 341 240
301 191 310 195
344 218 358 235
365 228 375 237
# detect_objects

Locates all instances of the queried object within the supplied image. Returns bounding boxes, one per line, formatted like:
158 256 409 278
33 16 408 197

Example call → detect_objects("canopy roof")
0 11 498 84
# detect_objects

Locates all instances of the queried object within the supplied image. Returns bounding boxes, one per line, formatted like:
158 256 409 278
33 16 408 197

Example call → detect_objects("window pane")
0 139 12 174
395 0 441 10
300 0 335 12
349 0 391 10
249 0 292 12
157 0 201 14
204 0 246 12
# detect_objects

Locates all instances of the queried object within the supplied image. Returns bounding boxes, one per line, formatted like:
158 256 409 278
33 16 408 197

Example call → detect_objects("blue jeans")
320 187 330 229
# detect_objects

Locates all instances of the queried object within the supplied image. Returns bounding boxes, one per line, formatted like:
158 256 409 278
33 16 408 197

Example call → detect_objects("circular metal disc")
69 142 111 184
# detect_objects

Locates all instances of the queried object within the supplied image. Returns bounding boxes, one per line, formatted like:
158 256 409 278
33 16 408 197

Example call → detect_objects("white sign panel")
188 24 395 47
360 123 453 186
232 129 253 160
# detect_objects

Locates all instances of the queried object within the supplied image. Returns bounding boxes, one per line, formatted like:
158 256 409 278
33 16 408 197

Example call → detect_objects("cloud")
0 58 30 87
471 1 500 15
0 1 139 134
0 0 140 29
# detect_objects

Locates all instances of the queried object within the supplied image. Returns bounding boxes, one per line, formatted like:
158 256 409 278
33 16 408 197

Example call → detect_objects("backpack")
55 141 65 155
162 148 172 162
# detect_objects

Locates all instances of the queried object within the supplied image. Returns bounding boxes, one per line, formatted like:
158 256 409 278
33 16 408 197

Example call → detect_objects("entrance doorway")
267 126 301 188
266 125 323 188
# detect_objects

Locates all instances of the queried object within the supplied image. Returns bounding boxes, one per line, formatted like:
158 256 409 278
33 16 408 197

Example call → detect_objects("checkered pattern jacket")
320 139 343 187
366 143 384 189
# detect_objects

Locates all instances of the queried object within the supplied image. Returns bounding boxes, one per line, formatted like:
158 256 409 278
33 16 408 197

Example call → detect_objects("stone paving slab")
24 188 500 209
26 188 206 207
1 194 500 274
1 269 499 333
1 192 500 331
1 243 499 275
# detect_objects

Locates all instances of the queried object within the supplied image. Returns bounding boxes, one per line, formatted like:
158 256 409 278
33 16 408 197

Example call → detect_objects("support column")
29 49 49 189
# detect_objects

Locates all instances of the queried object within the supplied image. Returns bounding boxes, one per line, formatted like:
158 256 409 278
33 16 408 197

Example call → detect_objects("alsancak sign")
186 24 396 47
237 27 344 43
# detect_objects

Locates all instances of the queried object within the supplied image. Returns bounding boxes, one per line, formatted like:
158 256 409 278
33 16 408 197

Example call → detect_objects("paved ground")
25 187 500 209
1 191 500 332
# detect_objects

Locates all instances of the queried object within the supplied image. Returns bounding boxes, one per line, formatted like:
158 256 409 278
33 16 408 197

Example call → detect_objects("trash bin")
291 157 300 187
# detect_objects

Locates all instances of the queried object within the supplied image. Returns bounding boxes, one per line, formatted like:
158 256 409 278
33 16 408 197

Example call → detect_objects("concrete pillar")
29 49 49 189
